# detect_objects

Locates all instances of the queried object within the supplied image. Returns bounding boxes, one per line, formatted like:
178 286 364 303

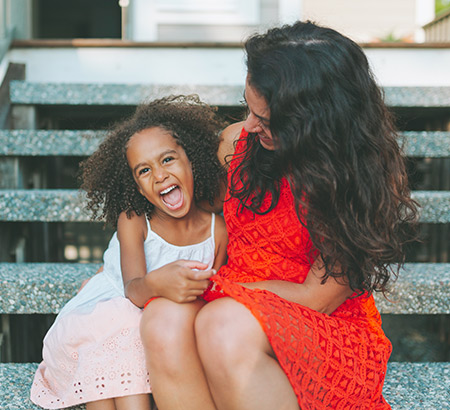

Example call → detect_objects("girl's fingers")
186 269 216 281
181 260 209 270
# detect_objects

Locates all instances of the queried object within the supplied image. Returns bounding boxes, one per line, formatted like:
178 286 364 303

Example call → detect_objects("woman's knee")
195 298 270 368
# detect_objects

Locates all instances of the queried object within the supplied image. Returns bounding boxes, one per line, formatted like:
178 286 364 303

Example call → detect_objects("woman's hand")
145 260 216 304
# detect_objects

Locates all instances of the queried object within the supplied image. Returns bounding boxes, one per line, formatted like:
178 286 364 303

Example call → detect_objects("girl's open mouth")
160 185 184 210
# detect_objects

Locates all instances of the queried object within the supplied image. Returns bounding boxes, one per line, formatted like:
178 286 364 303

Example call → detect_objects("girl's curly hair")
231 21 419 296
80 95 227 227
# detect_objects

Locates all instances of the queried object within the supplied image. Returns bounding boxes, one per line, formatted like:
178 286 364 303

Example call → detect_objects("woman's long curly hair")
230 21 419 296
80 95 226 227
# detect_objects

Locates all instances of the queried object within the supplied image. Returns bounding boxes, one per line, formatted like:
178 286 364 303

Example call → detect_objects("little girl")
30 95 228 410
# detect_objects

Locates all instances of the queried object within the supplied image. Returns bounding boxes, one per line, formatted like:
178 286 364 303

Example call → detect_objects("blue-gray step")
1 130 449 157
0 262 448 314
1 189 448 223
9 81 244 107
0 362 448 410
9 81 450 108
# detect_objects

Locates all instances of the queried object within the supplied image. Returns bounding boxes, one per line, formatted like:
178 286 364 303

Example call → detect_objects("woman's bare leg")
140 298 216 410
195 298 299 410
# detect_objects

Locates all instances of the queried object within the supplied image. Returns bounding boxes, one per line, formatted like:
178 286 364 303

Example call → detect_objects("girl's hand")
146 260 216 303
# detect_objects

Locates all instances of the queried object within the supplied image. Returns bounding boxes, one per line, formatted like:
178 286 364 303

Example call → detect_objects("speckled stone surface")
374 263 450 314
0 190 92 221
0 263 100 313
383 86 450 108
9 81 450 108
0 189 448 223
0 363 84 409
411 191 450 223
0 130 105 156
0 362 448 410
0 130 449 158
0 262 447 314
400 131 450 157
9 81 244 106
383 362 450 409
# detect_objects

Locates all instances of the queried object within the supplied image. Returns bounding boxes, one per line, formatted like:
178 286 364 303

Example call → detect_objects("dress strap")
145 216 152 240
210 213 216 238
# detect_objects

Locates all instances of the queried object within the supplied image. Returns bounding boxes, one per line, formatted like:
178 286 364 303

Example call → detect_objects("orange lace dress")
203 131 392 409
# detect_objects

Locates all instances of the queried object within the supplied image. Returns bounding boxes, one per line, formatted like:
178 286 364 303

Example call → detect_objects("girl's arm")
212 214 228 271
217 121 244 169
200 122 244 213
118 212 214 307
241 257 354 315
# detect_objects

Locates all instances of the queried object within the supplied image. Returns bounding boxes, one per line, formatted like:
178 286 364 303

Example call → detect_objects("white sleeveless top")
56 214 216 320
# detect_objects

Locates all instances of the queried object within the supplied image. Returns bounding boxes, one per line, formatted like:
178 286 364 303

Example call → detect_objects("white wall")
3 45 450 87
302 0 435 43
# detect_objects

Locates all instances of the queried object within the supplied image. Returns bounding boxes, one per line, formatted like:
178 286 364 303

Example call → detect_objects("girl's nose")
243 113 262 133
153 167 169 182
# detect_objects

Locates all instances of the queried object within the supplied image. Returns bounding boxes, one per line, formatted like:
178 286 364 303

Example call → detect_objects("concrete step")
1 189 447 223
1 130 449 157
0 130 106 156
0 362 448 410
0 263 99 314
0 363 83 409
9 81 243 107
0 262 448 314
9 81 450 108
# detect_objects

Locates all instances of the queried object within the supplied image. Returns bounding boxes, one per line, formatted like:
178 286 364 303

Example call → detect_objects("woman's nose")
243 113 262 133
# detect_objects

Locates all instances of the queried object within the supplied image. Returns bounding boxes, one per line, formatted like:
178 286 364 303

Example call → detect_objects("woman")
140 20 418 410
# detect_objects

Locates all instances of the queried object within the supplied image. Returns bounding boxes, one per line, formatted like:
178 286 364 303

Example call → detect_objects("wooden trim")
11 39 450 49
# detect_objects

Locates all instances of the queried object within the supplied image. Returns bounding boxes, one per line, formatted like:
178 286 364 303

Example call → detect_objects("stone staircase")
0 81 449 409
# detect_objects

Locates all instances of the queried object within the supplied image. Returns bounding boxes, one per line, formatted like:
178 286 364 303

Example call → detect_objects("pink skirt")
30 297 151 409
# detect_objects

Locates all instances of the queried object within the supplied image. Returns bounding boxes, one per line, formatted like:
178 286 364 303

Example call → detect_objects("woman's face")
243 77 275 151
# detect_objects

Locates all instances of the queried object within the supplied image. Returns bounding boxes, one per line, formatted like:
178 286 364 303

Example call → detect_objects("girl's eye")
139 167 150 175
162 157 174 164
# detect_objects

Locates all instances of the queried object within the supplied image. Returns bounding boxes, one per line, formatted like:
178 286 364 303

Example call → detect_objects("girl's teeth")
161 185 176 195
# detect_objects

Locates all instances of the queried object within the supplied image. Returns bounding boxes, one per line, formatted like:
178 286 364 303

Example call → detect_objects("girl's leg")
140 298 216 410
115 393 152 410
195 298 299 410
86 399 116 410
86 394 152 410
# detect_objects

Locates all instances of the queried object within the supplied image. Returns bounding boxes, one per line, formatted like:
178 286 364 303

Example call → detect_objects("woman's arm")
118 212 214 307
241 257 354 315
